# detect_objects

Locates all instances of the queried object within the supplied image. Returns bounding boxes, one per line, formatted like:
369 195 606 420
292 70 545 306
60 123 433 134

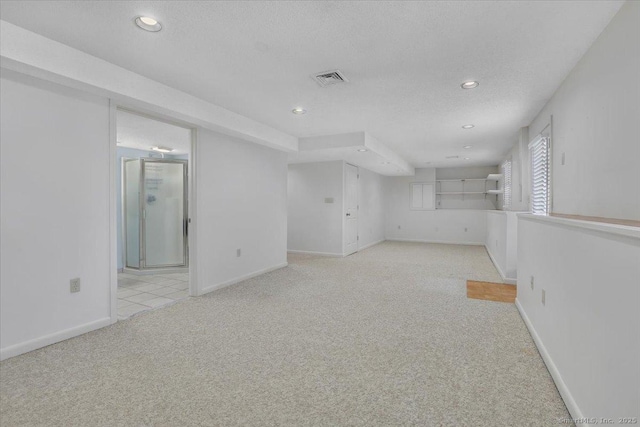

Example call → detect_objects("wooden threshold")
467 280 516 303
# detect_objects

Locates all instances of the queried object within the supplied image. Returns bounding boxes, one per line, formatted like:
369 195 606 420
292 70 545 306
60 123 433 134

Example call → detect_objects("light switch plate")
542 289 546 305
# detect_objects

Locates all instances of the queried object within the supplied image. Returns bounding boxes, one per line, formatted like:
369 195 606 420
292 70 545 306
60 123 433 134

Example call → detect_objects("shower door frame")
139 158 189 269
122 158 189 270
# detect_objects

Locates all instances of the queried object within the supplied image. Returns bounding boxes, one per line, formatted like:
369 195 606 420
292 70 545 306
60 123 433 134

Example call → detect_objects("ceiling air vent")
313 70 348 87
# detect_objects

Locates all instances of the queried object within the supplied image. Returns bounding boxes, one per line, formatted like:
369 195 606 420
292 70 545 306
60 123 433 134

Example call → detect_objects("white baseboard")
386 238 484 246
0 317 112 361
358 239 385 251
287 250 344 257
198 262 288 296
515 299 583 423
484 245 517 285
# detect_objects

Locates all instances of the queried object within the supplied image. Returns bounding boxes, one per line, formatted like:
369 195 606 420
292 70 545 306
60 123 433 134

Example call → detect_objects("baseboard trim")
287 250 344 257
386 238 484 246
484 245 517 285
0 317 112 361
358 239 385 251
515 299 583 422
198 262 288 296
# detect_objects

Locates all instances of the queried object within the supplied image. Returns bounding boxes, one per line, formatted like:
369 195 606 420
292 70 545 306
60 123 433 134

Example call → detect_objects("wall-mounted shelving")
435 178 500 209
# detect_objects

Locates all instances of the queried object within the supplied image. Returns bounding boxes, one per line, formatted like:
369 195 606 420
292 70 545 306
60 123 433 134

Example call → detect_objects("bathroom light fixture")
463 145 472 149
135 16 162 32
461 81 479 89
462 124 475 129
292 107 306 115
357 148 368 152
150 146 174 153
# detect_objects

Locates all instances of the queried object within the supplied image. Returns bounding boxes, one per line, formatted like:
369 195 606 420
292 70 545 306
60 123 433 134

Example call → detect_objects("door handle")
346 213 351 217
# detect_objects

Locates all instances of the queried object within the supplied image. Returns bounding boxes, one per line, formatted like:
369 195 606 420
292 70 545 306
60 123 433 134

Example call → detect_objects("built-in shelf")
435 175 501 209
437 192 486 195
436 178 487 182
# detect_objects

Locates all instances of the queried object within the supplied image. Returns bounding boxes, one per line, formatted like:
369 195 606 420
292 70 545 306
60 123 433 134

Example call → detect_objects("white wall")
509 5 640 421
498 127 530 212
287 161 345 256
195 129 288 294
385 168 488 245
526 0 640 221
1 72 112 359
516 215 639 421
485 211 519 283
357 167 386 250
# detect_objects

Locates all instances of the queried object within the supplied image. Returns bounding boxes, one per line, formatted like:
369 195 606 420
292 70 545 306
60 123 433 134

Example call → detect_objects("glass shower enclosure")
123 158 188 269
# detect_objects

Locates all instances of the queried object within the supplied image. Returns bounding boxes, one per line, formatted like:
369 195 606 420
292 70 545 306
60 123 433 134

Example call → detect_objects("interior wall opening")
115 108 192 319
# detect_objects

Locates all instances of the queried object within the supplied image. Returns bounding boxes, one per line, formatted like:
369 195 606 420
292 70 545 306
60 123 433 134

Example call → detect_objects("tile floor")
117 271 189 320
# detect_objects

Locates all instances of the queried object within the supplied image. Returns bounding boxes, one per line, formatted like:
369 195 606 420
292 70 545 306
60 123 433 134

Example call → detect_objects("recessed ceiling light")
357 148 368 152
463 145 472 149
150 146 173 153
461 81 479 89
462 124 475 129
464 157 471 160
135 16 162 32
292 108 306 115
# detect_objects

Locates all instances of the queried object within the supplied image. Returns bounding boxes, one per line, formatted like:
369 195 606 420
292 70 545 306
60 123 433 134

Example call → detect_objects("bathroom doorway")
115 109 192 319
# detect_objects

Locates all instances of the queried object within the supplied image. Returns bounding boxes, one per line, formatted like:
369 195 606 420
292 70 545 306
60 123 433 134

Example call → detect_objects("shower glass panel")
123 158 188 270
142 160 187 268
124 159 141 268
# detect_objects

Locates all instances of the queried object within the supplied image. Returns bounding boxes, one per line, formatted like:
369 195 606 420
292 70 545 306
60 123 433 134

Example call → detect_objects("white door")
345 164 359 255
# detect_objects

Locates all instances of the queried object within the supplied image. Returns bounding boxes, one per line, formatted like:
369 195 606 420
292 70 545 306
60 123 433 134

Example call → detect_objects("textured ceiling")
0 1 624 167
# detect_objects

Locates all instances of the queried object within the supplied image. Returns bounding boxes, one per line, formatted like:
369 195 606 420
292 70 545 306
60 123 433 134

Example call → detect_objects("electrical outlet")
530 276 534 290
236 248 241 257
541 289 546 306
70 278 81 293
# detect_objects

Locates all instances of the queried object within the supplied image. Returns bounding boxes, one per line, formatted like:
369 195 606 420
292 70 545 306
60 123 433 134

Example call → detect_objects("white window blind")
502 159 512 209
529 136 551 215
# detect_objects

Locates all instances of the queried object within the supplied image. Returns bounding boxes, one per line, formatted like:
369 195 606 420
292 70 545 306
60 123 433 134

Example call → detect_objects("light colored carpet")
1 241 570 426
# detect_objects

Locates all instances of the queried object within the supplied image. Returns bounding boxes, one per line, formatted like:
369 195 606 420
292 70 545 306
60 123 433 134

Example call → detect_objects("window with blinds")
529 136 551 214
502 159 512 209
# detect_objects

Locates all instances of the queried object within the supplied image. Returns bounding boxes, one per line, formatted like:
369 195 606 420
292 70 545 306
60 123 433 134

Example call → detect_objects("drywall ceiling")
0 1 624 168
117 110 191 155
290 132 415 176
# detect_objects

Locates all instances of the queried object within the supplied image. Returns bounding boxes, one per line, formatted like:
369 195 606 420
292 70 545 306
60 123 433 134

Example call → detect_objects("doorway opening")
344 163 359 256
115 109 192 319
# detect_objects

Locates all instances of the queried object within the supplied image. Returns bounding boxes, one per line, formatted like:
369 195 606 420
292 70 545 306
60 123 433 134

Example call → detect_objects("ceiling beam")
0 20 298 153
